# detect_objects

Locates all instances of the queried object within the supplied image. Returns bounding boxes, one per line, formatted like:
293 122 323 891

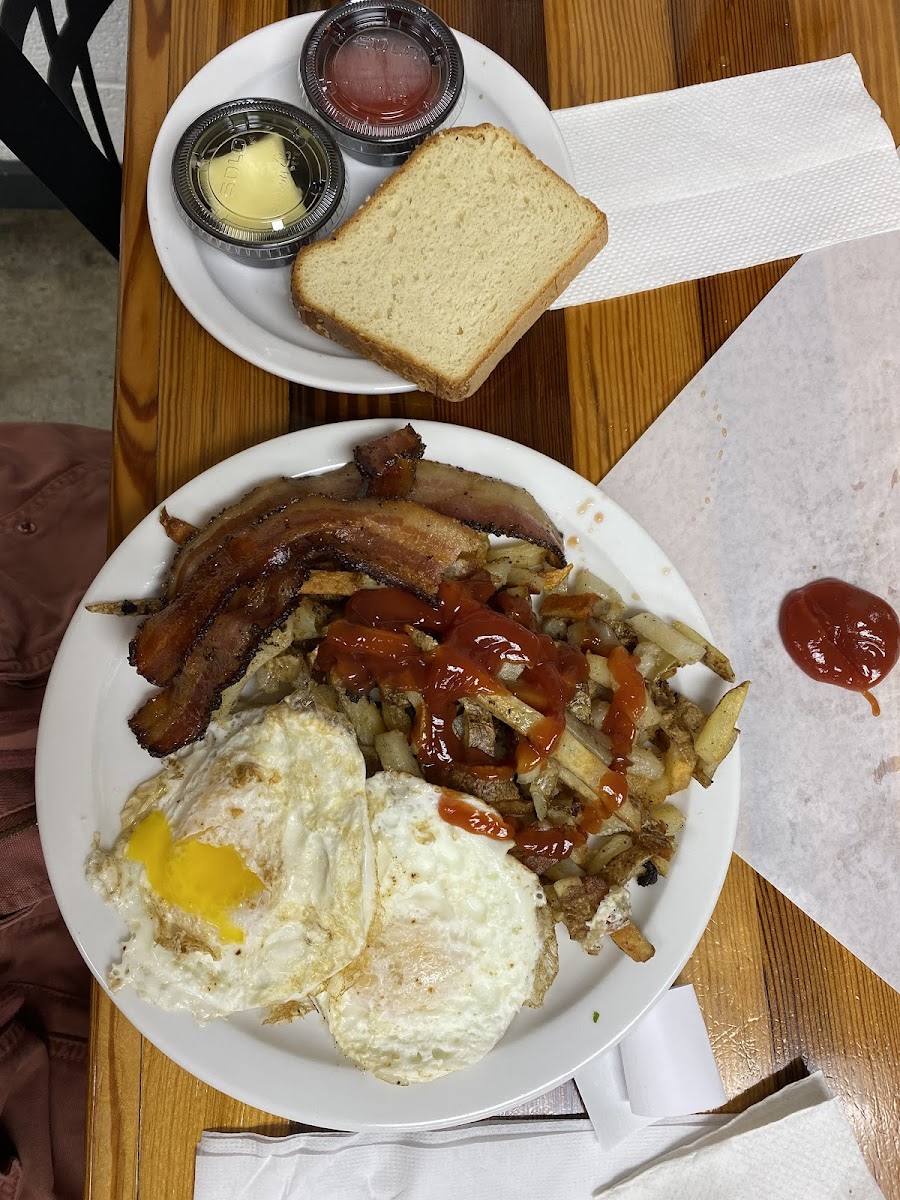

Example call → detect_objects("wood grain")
671 0 796 81
675 855 777 1112
545 0 707 482
84 990 142 1200
97 1 900 1196
154 0 291 501
108 0 171 546
756 873 900 1196
558 284 705 484
670 0 799 355
136 1045 291 1199
790 0 900 140
547 0 680 102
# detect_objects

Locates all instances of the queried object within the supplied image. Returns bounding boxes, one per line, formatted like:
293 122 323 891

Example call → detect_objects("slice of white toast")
291 124 607 402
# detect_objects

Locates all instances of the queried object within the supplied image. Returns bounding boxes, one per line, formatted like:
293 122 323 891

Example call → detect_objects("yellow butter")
202 133 307 227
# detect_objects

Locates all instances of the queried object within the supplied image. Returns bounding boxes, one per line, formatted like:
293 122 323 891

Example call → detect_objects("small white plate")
147 17 573 394
36 421 739 1131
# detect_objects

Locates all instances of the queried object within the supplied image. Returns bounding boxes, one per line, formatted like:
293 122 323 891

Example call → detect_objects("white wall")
0 0 130 162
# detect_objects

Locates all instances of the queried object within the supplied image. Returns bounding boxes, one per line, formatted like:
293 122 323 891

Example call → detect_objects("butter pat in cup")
172 99 346 266
299 0 465 166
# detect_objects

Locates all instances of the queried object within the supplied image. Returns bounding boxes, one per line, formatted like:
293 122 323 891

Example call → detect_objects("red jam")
317 577 588 782
779 578 899 716
320 28 442 126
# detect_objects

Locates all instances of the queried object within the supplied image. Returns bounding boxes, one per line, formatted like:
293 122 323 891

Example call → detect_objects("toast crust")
291 124 608 402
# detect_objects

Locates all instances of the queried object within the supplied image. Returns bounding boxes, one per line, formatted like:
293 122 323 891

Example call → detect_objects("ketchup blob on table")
779 578 900 716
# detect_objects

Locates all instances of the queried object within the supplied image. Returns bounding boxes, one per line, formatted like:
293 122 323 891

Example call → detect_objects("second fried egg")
320 772 550 1083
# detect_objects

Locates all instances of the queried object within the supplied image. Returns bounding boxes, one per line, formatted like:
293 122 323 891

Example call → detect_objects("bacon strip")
353 423 424 499
162 428 564 600
164 468 360 598
399 461 565 566
131 497 483 687
167 461 562 598
129 569 303 757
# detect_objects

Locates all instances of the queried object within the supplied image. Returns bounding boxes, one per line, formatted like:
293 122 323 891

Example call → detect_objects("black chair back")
0 0 122 256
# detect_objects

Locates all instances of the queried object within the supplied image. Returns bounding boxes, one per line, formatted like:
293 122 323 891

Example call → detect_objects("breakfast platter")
36 420 740 1130
146 14 573 394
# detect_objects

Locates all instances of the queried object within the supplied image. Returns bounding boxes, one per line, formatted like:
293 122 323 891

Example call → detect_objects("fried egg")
87 698 374 1023
320 772 551 1084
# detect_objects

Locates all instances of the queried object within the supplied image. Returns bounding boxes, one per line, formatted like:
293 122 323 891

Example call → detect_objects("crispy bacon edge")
353 422 425 499
159 507 198 547
405 460 565 566
163 469 361 599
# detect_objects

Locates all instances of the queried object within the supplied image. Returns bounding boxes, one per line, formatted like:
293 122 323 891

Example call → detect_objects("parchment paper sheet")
603 230 900 991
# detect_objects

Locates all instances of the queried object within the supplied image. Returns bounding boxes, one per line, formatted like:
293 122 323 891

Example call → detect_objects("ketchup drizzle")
317 578 648 854
317 577 587 781
437 791 514 841
587 645 646 830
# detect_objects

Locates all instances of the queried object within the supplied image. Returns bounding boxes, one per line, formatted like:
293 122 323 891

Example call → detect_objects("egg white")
320 772 548 1084
86 698 374 1023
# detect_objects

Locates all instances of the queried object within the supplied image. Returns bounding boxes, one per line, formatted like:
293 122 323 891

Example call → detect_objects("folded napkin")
552 55 900 307
193 1118 726 1200
575 985 726 1151
597 1073 884 1199
193 1074 881 1199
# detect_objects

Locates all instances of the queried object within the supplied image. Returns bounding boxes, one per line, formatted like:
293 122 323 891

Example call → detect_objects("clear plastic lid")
171 99 346 266
299 1 465 164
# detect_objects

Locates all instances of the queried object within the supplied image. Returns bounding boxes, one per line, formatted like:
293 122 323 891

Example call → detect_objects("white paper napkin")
596 1073 884 1199
618 984 725 1117
193 1120 713 1200
576 1045 656 1150
552 55 900 307
601 227 900 992
193 1075 881 1199
575 985 725 1151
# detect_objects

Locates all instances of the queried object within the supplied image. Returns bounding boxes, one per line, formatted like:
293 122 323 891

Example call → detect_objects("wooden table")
91 1 900 1195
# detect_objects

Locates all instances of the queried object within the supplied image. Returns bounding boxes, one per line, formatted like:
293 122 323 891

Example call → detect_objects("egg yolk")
126 810 263 943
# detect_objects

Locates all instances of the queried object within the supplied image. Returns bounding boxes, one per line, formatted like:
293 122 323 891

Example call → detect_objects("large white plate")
36 421 739 1131
147 17 573 394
